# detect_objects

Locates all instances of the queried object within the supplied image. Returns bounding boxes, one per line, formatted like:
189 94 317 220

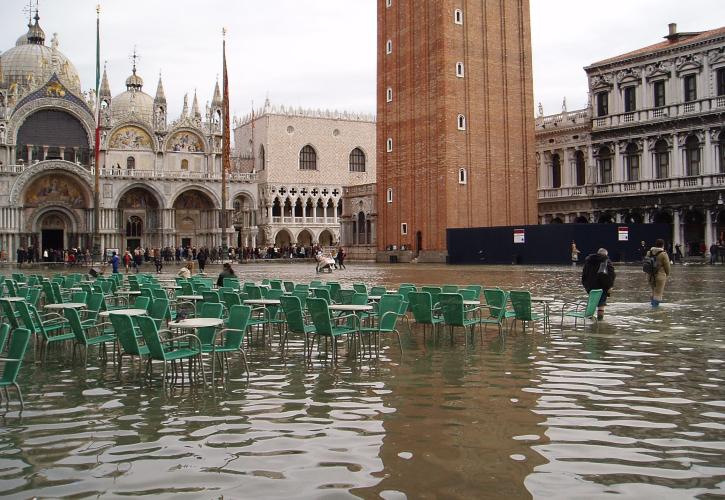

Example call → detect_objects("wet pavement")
0 262 723 499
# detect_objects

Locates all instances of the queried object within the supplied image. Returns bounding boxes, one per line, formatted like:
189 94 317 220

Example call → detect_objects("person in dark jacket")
581 247 616 320
216 262 236 287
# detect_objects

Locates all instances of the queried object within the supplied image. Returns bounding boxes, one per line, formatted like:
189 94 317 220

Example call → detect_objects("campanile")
376 0 538 262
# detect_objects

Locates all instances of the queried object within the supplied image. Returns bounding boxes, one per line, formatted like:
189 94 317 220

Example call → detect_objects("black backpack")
643 252 659 275
597 259 612 289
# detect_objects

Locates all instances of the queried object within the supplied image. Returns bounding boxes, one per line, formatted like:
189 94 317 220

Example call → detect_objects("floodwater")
1 262 724 499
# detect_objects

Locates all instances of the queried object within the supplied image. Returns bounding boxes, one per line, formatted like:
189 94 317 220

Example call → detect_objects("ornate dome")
111 90 154 125
1 17 81 94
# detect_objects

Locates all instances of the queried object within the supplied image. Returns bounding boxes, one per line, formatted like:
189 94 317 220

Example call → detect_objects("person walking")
581 248 615 320
336 247 347 270
111 251 120 274
646 239 671 307
123 250 132 273
570 241 581 267
197 248 207 273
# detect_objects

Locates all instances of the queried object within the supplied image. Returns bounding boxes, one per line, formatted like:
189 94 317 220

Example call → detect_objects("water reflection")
0 263 723 498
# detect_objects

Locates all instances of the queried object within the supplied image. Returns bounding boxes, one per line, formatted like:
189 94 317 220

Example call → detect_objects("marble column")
673 210 682 247
705 209 714 256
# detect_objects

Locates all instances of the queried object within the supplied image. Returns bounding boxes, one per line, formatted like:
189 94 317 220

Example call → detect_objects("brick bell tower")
376 0 538 262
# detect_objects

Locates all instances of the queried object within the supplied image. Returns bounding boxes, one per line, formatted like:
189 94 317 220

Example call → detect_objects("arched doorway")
319 229 334 247
683 209 705 255
118 186 160 250
173 189 216 249
297 229 313 247
274 229 292 248
37 211 73 260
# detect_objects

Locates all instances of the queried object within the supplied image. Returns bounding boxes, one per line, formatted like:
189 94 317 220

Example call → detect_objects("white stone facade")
537 24 725 256
233 102 376 249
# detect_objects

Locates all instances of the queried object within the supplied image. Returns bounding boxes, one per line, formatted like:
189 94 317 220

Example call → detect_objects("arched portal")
173 189 216 248
275 229 292 248
118 186 160 250
37 211 73 259
16 109 91 165
319 229 334 247
683 209 705 255
297 229 313 247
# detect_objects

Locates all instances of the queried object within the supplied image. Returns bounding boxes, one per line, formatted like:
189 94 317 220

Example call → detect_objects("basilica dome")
111 68 154 124
0 16 82 94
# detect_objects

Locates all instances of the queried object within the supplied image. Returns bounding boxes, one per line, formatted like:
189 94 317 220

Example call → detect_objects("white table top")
100 308 148 317
463 300 481 306
177 295 203 301
163 285 181 290
1 296 26 302
531 296 555 302
116 290 141 295
329 304 373 312
169 318 223 329
244 299 281 306
45 302 87 310
368 295 382 301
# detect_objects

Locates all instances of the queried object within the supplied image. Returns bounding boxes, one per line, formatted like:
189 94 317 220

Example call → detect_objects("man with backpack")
581 248 615 320
644 238 671 307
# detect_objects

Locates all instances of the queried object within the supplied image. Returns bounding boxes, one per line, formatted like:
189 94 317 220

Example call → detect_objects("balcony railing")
592 96 723 130
538 173 725 200
0 164 256 182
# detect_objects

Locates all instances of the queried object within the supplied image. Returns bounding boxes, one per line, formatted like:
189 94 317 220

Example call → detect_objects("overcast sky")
2 0 724 120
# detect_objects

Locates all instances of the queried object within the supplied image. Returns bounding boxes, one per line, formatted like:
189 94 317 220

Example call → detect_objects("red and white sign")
617 226 629 242
514 228 525 244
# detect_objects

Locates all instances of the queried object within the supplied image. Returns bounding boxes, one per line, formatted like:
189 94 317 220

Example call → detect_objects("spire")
181 93 189 117
212 78 222 106
192 90 200 119
99 64 111 98
125 47 143 91
27 8 45 45
154 72 166 104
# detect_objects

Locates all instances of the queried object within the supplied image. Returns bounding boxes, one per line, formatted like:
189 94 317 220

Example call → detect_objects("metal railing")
0 164 256 182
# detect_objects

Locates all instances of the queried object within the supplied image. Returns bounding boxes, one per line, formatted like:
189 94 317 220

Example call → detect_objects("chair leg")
14 382 23 410
198 354 207 388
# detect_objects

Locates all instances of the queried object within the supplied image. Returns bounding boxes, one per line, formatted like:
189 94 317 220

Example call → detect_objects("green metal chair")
0 328 31 409
359 293 403 357
408 291 444 338
223 277 241 290
279 295 315 353
283 281 295 293
509 290 547 333
441 285 459 294
306 297 358 362
214 304 252 381
65 308 116 367
148 298 170 328
137 315 205 387
26 288 41 307
369 286 387 297
438 293 479 342
109 313 149 370
561 289 603 330
478 288 508 334
0 323 8 353
352 283 367 294
20 303 73 363
313 287 332 304
421 286 442 308
0 299 20 331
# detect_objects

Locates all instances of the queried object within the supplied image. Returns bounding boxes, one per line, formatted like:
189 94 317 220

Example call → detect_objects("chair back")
64 308 87 343
459 288 479 301
246 286 262 300
409 291 434 324
0 299 19 330
509 290 534 321
202 290 221 303
283 281 295 293
378 294 403 331
421 286 442 307
136 315 166 360
313 287 332 304
339 289 356 305
269 280 283 290
328 282 342 303
149 298 169 325
180 282 194 295
307 297 333 336
441 285 458 294
0 323 9 353
15 301 35 332
70 291 87 304
26 288 41 307
42 282 57 304
1 328 30 384
223 305 251 349
585 289 604 317
483 288 508 320
51 282 64 303
110 313 144 356
352 283 367 294
132 296 151 310
197 302 223 346
223 292 242 310
438 293 466 326
280 296 306 334
292 289 308 309
152 288 168 300
223 277 241 290
369 286 386 297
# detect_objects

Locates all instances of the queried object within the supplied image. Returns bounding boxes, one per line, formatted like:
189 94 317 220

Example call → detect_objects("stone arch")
116 184 163 209
7 97 95 148
107 123 156 152
274 228 293 248
172 188 216 210
31 205 80 234
297 229 313 247
14 163 93 208
170 184 220 209
318 229 334 247
166 128 207 153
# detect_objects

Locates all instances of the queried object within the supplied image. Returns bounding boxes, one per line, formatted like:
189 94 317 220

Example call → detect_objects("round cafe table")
168 318 224 329
1 296 27 303
45 302 87 310
328 304 373 312
99 308 148 318
243 299 281 306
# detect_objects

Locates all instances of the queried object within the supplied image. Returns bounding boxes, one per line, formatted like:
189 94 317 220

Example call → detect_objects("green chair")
283 281 295 293
359 293 403 357
369 286 387 297
20 303 73 363
280 295 315 353
65 308 116 367
132 296 151 310
561 289 603 330
110 313 149 370
26 288 41 307
421 286 442 308
70 291 87 304
137 315 205 387
327 282 342 303
223 277 241 290
441 285 459 294
80 292 105 327
338 289 356 305
0 299 20 331
438 293 479 341
0 324 8 353
214 305 252 381
509 290 547 333
306 297 358 362
478 288 508 334
408 291 444 338
313 287 332 304
0 328 31 409
148 298 170 328
352 283 367 294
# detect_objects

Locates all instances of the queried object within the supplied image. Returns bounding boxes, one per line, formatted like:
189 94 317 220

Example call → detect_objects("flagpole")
221 27 230 256
93 4 101 262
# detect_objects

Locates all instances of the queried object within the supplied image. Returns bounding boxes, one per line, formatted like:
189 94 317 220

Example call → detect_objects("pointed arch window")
349 148 366 172
299 145 317 170
258 144 266 171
